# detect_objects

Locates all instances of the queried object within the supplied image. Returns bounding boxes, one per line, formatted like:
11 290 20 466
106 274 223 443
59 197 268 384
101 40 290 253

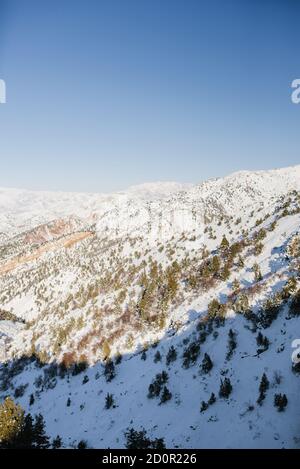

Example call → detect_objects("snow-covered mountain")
1 165 300 448
1 166 300 239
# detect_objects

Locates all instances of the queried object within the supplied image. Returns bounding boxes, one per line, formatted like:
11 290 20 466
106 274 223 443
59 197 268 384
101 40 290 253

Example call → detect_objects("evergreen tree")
182 341 200 368
200 401 208 413
160 386 172 404
77 440 88 449
211 255 221 275
82 375 89 384
200 392 216 412
289 289 300 317
220 235 229 252
159 371 169 384
233 293 249 314
257 373 269 405
282 277 297 300
0 398 51 449
221 263 231 281
104 359 116 382
226 329 237 360
52 435 62 449
274 394 288 412
259 373 269 395
29 393 35 406
16 413 34 449
148 371 169 399
232 279 240 293
256 332 269 351
154 351 161 363
72 361 88 376
125 428 165 450
254 242 264 256
32 414 50 449
208 392 216 405
166 346 177 365
201 353 213 373
253 263 262 282
0 397 24 448
148 381 161 399
274 393 288 412
105 393 115 409
219 378 232 398
207 298 226 319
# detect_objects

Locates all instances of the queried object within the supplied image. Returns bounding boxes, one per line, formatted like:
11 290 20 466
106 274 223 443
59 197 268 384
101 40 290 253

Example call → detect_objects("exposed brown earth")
24 218 82 245
0 231 94 276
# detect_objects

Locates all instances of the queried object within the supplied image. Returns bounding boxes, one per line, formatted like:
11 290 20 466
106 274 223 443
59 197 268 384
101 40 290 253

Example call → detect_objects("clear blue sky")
0 0 299 192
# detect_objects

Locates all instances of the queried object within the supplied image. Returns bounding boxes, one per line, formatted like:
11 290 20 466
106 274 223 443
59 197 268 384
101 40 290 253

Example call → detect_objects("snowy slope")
0 165 300 448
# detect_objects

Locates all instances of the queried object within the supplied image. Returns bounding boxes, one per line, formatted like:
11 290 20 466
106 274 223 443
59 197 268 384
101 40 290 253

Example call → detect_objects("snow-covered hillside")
1 165 300 448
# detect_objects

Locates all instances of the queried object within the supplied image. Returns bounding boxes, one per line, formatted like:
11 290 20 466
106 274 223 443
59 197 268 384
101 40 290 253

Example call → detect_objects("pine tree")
232 279 240 293
254 242 264 256
154 351 161 363
166 346 177 365
104 359 116 382
148 381 161 398
0 397 24 448
274 393 288 412
16 413 34 449
253 263 262 282
105 393 115 409
259 373 269 394
220 235 229 252
219 378 232 398
256 332 269 351
159 371 169 384
200 401 208 412
208 298 225 319
32 414 50 449
208 392 216 405
29 393 35 406
290 289 300 317
125 428 165 450
182 341 200 368
82 375 89 384
77 439 88 449
160 386 172 404
282 277 297 300
226 329 237 360
211 255 221 274
52 435 62 449
257 373 269 405
221 263 230 281
201 353 213 373
256 331 264 346
200 392 216 412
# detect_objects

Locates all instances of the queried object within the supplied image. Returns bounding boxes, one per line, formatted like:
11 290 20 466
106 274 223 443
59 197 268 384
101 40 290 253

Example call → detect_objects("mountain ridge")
0 164 300 448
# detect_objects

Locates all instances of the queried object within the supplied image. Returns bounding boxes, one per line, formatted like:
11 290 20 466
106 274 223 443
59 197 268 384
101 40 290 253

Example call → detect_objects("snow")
0 164 300 448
